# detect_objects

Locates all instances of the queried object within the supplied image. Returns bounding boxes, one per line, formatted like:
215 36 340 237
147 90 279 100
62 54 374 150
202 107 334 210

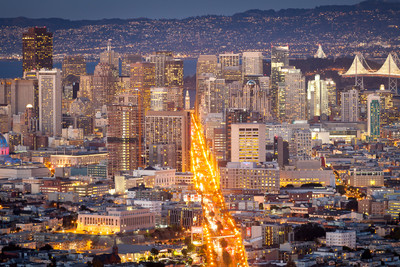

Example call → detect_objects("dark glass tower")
22 27 53 73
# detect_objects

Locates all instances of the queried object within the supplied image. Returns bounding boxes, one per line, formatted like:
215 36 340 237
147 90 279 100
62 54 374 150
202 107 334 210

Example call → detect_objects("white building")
129 199 162 214
307 74 329 118
38 68 62 136
326 230 356 249
292 129 312 159
231 123 266 163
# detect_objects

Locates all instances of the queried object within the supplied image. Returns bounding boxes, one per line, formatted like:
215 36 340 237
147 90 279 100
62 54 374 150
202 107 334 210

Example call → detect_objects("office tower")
165 59 183 87
22 27 53 73
367 94 381 138
0 79 38 116
225 109 263 162
130 62 156 111
197 55 219 78
230 79 270 119
326 79 337 117
341 89 359 122
148 144 176 170
231 123 266 163
307 74 329 119
38 69 62 136
150 87 168 111
145 111 191 172
200 77 227 116
121 54 142 77
219 53 240 68
0 105 11 133
242 52 263 76
78 75 94 101
166 87 183 111
100 39 119 73
185 90 190 110
213 128 226 161
259 76 270 93
92 63 117 109
148 51 173 87
107 92 144 176
62 55 86 80
271 45 289 118
278 67 307 122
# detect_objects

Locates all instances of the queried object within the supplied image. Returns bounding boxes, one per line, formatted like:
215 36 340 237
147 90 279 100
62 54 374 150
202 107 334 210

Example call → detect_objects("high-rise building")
93 63 117 109
225 109 263 162
367 94 381 138
107 92 144 176
150 87 168 111
148 51 173 87
275 136 289 167
341 89 359 122
62 55 86 80
100 39 119 73
278 67 307 122
121 54 142 77
271 45 289 118
242 52 263 76
292 129 312 160
219 53 240 68
145 111 191 172
165 59 183 87
130 62 156 111
231 123 266 163
38 69 62 136
307 74 329 119
22 27 53 73
326 79 337 117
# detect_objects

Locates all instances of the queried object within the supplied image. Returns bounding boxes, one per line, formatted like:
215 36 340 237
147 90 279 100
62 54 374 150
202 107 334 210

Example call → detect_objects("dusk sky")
1 0 365 20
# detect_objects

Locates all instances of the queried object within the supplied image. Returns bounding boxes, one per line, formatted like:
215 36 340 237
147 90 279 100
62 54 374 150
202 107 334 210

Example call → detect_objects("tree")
148 255 154 261
300 183 322 188
220 239 228 248
345 199 358 211
150 248 159 256
187 243 195 252
39 244 53 251
184 236 191 246
286 261 297 267
336 185 346 195
361 249 372 259
259 203 264 210
294 223 325 241
181 248 188 257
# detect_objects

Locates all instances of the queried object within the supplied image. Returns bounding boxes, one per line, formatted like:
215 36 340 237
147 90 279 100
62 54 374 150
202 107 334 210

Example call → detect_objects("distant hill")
1 0 400 58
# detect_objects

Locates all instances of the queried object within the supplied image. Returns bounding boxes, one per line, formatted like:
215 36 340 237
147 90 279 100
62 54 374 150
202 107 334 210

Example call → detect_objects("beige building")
231 123 266 163
77 206 155 234
348 169 384 187
220 162 279 193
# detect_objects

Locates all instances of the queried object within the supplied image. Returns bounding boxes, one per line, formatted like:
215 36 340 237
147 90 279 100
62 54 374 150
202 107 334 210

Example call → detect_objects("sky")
0 0 366 20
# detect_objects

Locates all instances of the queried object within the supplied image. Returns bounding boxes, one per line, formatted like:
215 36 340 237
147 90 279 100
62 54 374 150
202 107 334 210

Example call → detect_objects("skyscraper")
341 89 359 122
307 74 329 119
38 69 62 136
92 63 117 109
367 94 380 138
22 27 53 73
278 67 307 122
121 54 142 77
107 92 144 176
100 39 119 73
242 52 263 76
130 62 156 111
148 51 173 87
145 111 191 172
165 59 184 87
219 53 240 68
271 45 289 118
62 55 86 80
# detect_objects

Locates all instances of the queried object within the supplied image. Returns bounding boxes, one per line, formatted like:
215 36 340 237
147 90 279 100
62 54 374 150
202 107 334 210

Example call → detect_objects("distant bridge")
341 53 400 93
